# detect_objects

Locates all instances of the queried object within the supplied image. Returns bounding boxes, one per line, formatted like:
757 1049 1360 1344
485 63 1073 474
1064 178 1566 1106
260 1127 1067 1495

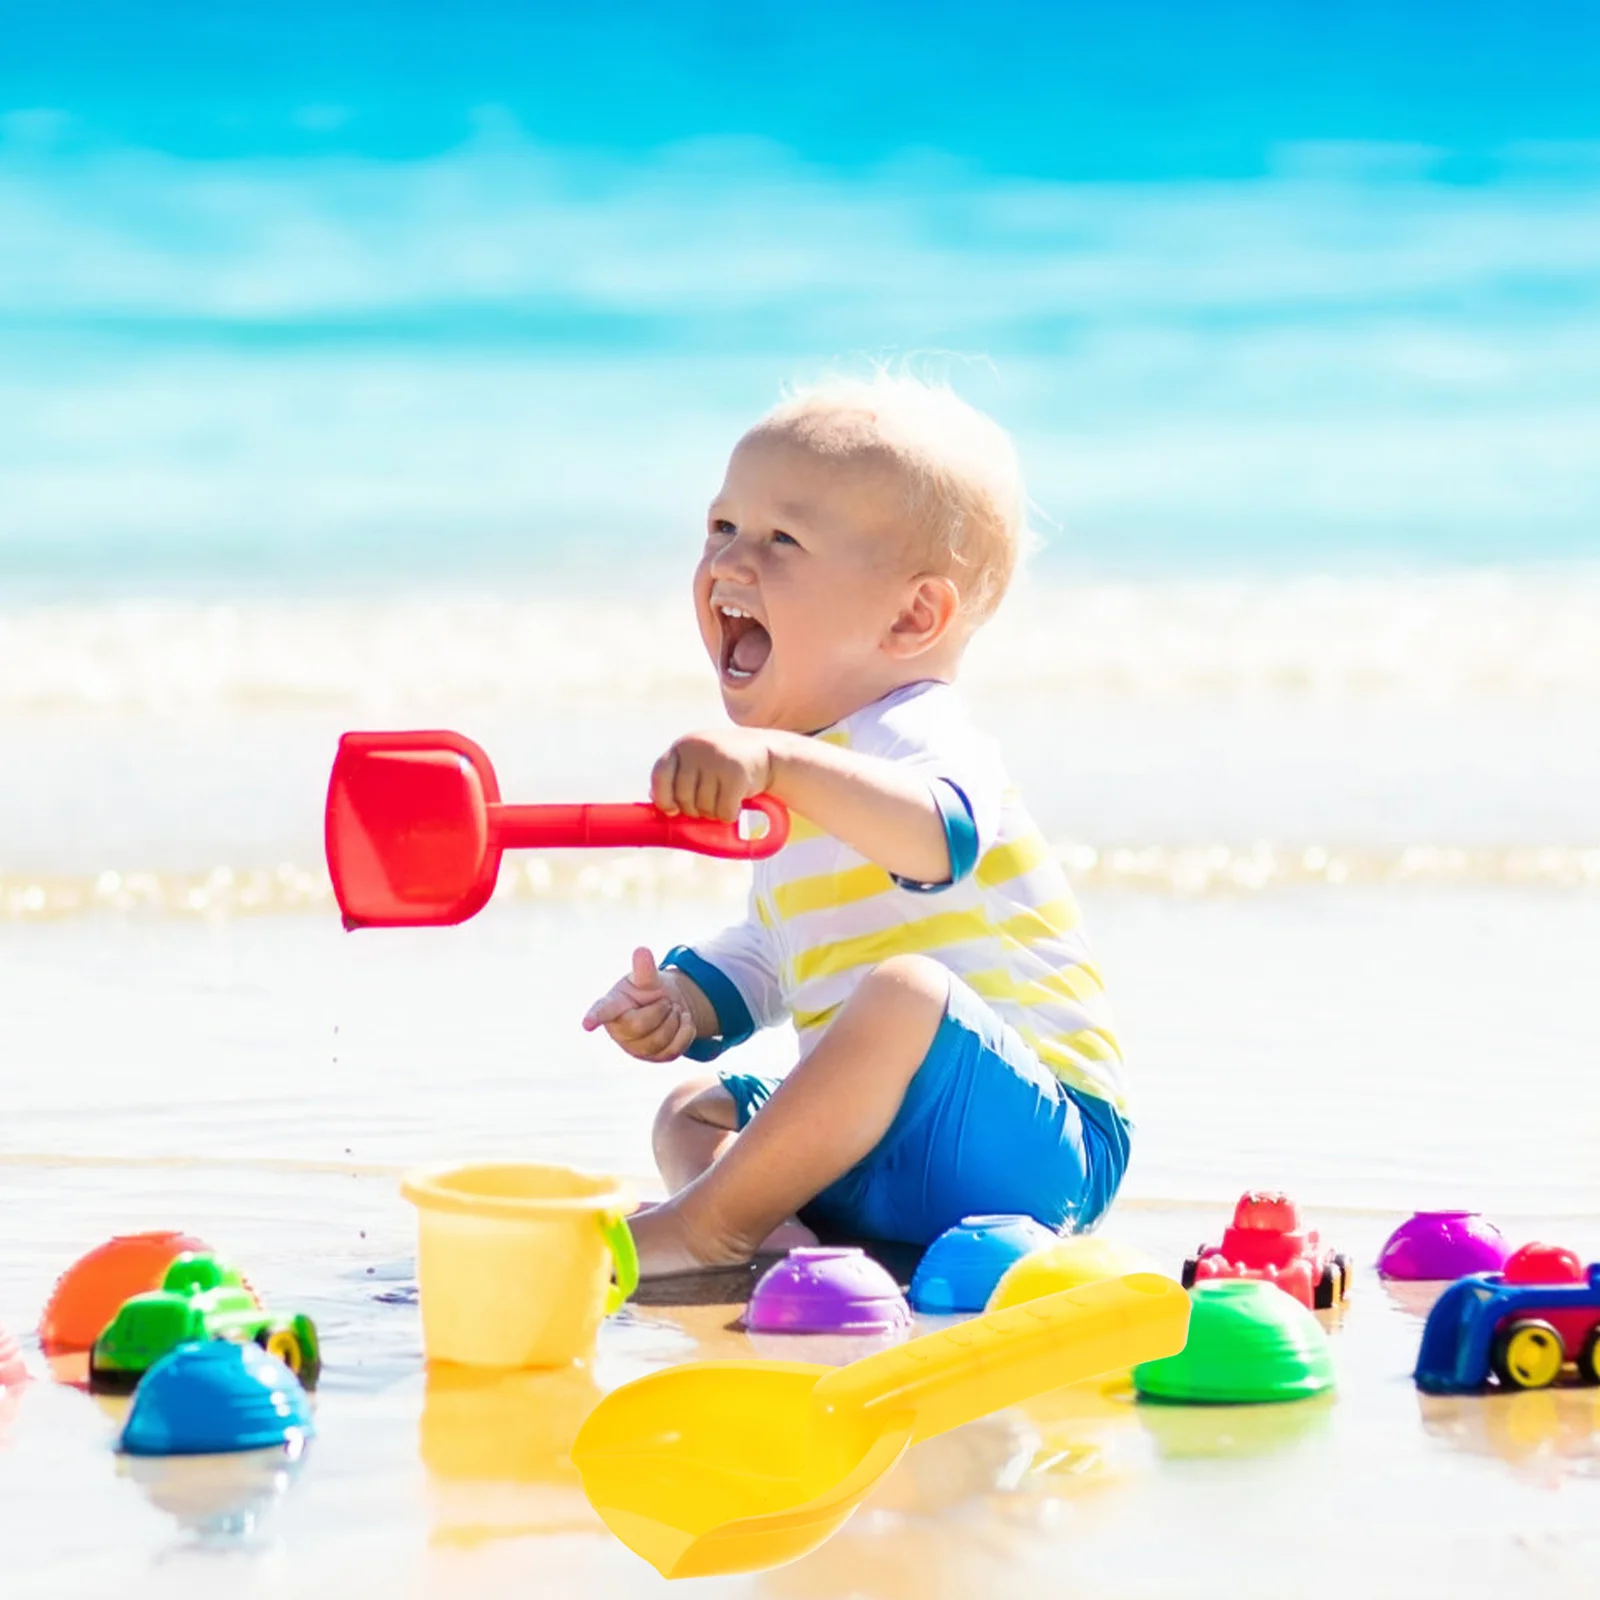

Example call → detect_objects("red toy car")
1181 1191 1351 1310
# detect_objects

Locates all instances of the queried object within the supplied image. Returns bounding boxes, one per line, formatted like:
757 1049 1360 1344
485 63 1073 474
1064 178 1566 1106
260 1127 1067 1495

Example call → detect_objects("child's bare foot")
628 1197 818 1278
628 1200 817 1274
628 1199 734 1278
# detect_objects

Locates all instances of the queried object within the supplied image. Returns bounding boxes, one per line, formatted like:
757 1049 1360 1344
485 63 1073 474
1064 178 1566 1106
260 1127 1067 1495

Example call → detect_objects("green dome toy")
1134 1280 1334 1404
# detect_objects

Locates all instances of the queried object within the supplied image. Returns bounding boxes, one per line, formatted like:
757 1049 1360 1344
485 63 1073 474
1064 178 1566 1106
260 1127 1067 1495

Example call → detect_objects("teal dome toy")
120 1340 314 1457
1134 1280 1335 1404
910 1214 1059 1314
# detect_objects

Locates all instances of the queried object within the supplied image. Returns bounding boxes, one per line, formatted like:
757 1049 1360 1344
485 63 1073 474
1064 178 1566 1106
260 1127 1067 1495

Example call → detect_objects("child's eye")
772 530 799 548
709 518 736 537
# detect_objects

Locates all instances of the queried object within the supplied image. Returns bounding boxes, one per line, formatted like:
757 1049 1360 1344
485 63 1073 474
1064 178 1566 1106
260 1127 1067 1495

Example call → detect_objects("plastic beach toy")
910 1214 1058 1314
325 729 789 928
120 1341 314 1457
1378 1210 1511 1281
988 1235 1160 1312
572 1272 1189 1579
91 1253 319 1393
40 1230 212 1354
1181 1190 1351 1310
746 1248 911 1336
1134 1279 1335 1404
401 1162 637 1368
1414 1242 1600 1394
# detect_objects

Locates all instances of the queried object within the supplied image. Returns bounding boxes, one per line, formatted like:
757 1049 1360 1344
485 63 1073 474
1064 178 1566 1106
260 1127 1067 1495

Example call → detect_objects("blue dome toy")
910 1214 1059 1314
119 1340 315 1457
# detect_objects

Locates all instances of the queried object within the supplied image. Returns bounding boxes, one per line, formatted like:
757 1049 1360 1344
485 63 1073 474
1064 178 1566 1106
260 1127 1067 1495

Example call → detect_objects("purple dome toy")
745 1247 911 1335
1377 1210 1511 1281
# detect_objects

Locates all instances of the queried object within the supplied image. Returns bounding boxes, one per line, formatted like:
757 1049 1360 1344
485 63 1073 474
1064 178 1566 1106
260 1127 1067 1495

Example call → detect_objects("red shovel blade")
326 730 790 928
326 731 501 927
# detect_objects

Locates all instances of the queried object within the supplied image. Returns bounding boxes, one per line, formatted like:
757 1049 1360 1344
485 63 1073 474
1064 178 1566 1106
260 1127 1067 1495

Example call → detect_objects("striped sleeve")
878 714 1003 893
661 894 786 1061
890 778 981 893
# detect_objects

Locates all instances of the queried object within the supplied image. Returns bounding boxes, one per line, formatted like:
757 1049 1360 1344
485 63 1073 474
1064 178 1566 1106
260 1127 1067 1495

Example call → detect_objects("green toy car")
88 1252 321 1393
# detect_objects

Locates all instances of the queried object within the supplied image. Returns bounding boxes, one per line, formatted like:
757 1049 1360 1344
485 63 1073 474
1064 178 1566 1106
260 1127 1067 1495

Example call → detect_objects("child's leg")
651 1076 740 1194
628 953 949 1276
650 1077 823 1256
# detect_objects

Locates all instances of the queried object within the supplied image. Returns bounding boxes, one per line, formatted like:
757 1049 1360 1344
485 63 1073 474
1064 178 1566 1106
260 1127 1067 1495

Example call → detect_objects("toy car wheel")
86 1353 139 1396
1333 1253 1352 1302
1492 1319 1566 1390
1577 1327 1600 1386
1313 1264 1339 1310
1180 1256 1199 1289
259 1327 306 1378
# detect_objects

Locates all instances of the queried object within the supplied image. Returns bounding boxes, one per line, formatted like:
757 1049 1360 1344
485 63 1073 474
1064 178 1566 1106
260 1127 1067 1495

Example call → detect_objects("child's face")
695 431 933 733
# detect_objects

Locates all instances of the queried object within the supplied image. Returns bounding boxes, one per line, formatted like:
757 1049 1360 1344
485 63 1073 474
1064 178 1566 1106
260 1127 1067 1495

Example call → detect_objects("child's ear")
886 575 960 658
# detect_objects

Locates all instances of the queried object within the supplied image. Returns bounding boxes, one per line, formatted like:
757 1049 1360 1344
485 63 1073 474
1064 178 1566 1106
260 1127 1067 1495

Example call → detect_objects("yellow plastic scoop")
572 1271 1189 1578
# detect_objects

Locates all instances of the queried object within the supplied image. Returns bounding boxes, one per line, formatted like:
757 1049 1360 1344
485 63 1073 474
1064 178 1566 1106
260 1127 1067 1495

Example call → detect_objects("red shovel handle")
664 794 790 858
494 794 789 859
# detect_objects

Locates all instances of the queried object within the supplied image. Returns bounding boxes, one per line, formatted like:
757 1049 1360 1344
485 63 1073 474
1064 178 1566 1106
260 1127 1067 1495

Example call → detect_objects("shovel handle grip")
494 795 789 859
813 1273 1189 1446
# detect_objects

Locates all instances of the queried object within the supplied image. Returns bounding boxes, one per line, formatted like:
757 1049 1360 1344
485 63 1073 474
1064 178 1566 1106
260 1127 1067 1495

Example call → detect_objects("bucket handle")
600 1212 639 1314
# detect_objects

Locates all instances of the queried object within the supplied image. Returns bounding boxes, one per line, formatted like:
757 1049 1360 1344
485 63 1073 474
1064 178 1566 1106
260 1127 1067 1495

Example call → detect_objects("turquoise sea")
4 3 1600 590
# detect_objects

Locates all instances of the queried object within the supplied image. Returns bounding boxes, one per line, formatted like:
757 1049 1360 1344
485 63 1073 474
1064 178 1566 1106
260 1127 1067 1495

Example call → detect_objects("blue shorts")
718 974 1131 1246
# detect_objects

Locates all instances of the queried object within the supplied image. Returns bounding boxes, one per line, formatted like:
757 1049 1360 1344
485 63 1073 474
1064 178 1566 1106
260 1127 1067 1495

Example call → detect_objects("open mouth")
716 603 772 685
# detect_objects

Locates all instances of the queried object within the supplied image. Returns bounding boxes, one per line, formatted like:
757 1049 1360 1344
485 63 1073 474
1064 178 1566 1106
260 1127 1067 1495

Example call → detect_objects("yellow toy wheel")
261 1327 304 1375
1492 1319 1565 1390
1578 1328 1600 1386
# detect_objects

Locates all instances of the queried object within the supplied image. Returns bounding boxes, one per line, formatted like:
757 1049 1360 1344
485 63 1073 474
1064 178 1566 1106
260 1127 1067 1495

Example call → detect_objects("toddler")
583 374 1131 1277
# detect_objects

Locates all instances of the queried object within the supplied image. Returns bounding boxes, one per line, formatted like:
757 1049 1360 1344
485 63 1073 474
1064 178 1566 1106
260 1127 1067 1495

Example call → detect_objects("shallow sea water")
2 893 1598 1598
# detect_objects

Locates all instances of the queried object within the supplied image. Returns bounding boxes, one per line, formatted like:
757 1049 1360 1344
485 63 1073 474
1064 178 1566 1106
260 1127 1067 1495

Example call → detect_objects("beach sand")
3 894 1598 1598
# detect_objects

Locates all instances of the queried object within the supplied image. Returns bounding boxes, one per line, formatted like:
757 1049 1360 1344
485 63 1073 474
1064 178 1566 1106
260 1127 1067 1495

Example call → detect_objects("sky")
2 2 1598 586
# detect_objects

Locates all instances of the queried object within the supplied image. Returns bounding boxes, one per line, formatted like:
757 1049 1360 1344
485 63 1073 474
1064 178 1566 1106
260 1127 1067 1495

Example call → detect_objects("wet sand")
1 1165 1598 1600
2 894 1598 1597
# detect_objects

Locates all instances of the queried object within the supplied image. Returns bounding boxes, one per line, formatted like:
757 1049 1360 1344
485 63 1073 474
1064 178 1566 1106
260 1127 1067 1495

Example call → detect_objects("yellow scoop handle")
812 1272 1188 1446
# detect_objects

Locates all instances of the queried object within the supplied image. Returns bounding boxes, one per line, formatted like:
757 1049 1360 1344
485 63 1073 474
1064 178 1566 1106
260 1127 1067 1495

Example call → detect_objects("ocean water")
4 566 1598 1215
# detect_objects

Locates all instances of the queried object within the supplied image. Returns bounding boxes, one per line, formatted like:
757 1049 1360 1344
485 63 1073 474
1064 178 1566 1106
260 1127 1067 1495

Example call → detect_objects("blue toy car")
1415 1243 1600 1395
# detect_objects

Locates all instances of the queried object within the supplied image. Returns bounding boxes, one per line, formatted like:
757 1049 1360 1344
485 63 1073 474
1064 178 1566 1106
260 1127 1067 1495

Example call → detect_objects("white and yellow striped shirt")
667 681 1130 1119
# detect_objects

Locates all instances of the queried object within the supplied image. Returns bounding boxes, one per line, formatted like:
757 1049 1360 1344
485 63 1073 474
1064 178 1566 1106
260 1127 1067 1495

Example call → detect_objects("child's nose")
707 534 757 583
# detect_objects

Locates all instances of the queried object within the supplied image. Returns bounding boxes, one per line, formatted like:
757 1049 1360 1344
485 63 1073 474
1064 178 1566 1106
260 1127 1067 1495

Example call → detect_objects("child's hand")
582 947 698 1062
651 728 780 822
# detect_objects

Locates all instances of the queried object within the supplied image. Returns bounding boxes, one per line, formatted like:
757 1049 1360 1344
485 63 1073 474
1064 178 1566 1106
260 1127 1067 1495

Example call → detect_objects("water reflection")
1418 1387 1600 1485
1015 1376 1147 1491
1379 1278 1447 1324
759 1414 1043 1600
1137 1393 1336 1461
0 1380 25 1447
420 1361 604 1547
118 1440 306 1547
761 1383 1152 1600
743 1326 909 1365
44 1348 91 1389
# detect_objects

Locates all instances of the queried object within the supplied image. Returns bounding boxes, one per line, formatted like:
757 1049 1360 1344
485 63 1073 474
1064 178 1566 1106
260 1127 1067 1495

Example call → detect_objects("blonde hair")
750 372 1028 624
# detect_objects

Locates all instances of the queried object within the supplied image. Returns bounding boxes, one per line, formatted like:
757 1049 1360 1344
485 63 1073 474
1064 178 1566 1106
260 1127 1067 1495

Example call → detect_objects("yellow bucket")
400 1162 638 1369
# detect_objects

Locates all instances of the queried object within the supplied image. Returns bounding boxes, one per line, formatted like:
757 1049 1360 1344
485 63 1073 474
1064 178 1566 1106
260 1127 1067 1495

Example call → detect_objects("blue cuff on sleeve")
660 945 756 1062
891 778 979 894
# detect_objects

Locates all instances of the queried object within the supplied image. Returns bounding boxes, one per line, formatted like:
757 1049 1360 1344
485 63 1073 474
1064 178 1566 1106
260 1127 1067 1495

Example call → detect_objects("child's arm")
582 946 717 1062
653 728 957 885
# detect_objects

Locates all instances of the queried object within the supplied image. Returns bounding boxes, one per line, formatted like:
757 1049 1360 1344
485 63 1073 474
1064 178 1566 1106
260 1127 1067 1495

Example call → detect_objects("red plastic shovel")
325 730 789 928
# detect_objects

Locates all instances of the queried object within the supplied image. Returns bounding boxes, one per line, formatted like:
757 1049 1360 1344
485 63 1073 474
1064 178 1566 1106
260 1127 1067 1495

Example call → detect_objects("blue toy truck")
1415 1243 1600 1395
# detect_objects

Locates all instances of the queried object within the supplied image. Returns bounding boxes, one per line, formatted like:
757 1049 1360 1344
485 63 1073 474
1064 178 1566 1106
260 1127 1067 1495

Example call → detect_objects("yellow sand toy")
571 1271 1189 1578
